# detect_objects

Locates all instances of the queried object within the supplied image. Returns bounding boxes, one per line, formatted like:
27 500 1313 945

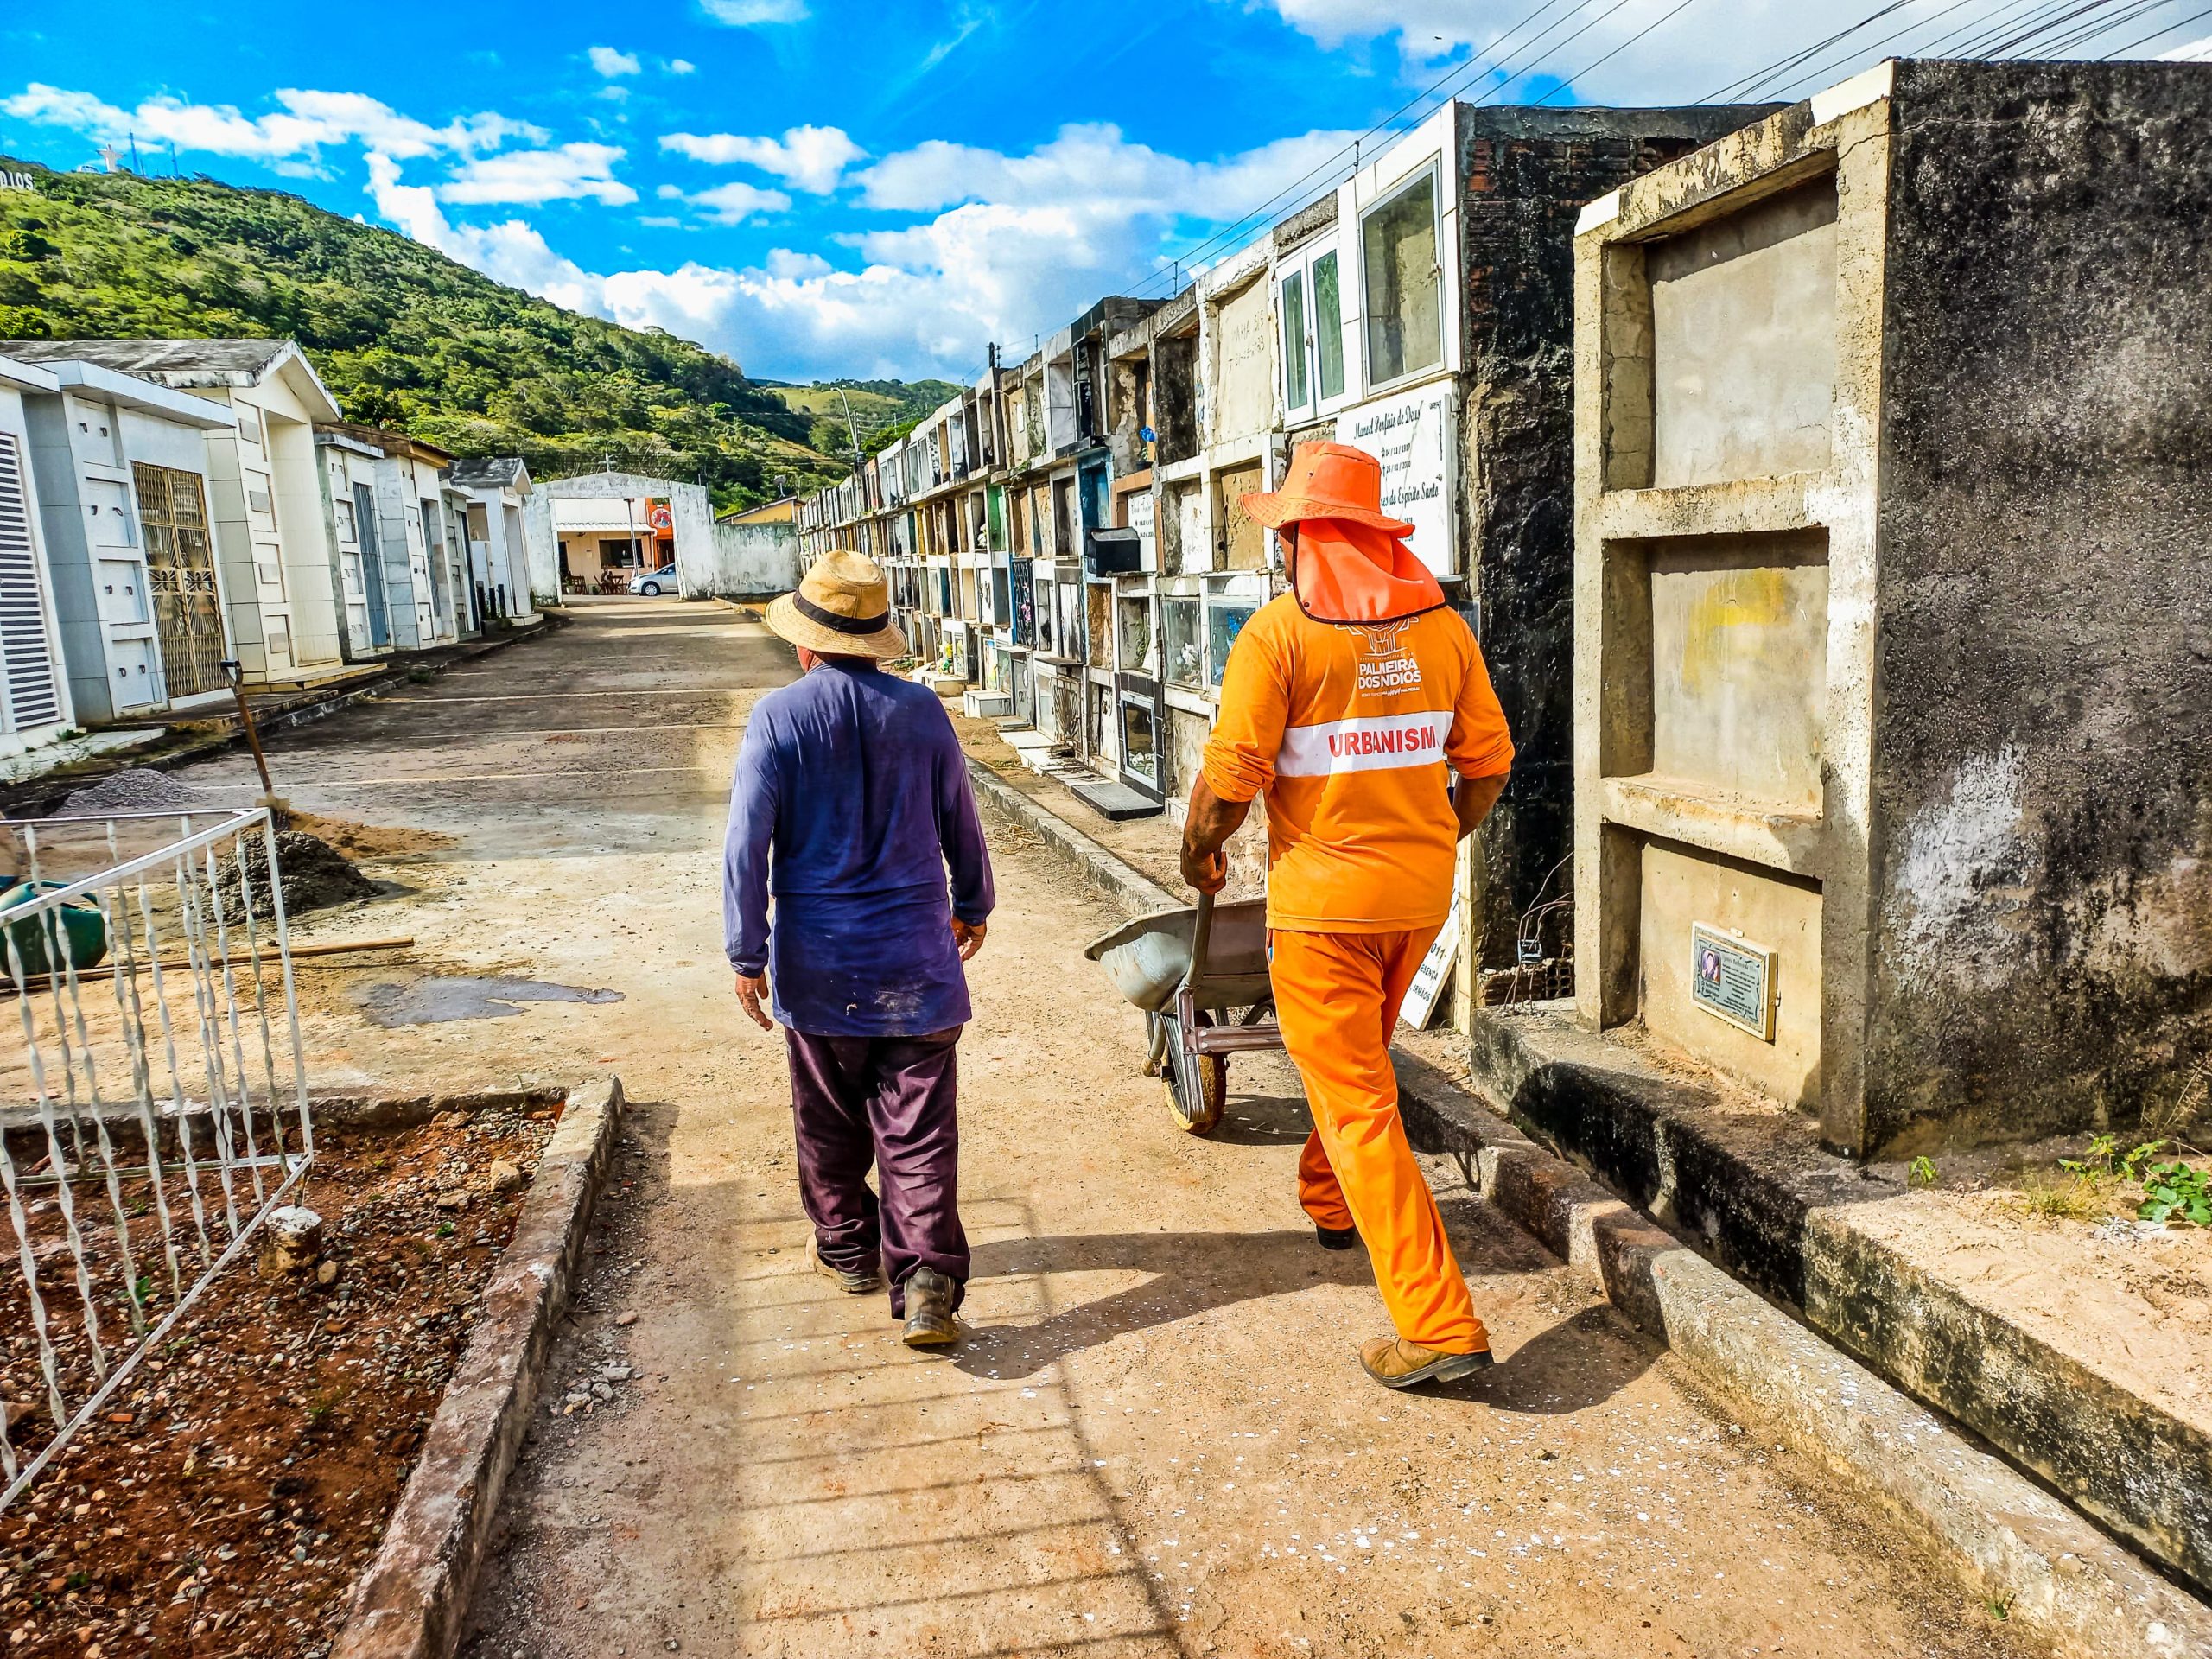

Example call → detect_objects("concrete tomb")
1571 59 2212 1157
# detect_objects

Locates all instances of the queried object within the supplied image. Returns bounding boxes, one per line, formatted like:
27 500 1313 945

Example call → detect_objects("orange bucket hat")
1239 442 1414 537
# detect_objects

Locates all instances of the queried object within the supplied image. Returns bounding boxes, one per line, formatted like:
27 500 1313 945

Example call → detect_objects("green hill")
0 156 843 509
764 378 965 461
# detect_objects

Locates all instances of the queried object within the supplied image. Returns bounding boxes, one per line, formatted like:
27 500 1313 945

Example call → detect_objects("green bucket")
0 880 110 979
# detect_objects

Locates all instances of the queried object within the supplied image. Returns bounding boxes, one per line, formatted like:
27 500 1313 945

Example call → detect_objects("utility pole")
833 384 864 474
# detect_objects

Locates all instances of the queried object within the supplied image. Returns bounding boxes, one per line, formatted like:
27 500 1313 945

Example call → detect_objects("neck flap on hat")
1287 520 1447 626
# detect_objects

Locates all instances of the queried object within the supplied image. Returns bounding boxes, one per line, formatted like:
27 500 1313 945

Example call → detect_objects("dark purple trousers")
783 1026 969 1316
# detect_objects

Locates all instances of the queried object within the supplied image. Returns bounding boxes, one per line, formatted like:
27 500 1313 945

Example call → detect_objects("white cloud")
855 122 1347 221
1230 0 2134 101
2159 33 2212 61
366 152 610 316
668 58 699 74
588 46 642 77
370 122 1362 381
437 143 636 207
699 0 807 24
664 180 793 224
659 124 862 193
2 81 538 163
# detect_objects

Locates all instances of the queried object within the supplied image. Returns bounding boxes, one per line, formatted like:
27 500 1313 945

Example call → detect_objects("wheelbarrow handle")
1187 890 1216 990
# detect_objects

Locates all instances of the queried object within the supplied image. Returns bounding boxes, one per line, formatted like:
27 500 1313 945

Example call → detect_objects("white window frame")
1355 157 1447 398
1278 238 1354 428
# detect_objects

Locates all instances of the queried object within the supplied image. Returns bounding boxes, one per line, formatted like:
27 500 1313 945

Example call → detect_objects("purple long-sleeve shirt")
723 658 995 1037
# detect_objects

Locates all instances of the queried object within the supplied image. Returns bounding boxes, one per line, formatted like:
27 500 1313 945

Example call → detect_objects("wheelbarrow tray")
1083 898 1271 1014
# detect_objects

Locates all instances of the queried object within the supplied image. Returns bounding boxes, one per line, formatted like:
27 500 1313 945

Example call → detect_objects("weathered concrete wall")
1209 277 1275 448
695 521 798 598
1452 103 1784 970
1647 536 1827 810
1863 60 2212 1149
1648 179 1837 488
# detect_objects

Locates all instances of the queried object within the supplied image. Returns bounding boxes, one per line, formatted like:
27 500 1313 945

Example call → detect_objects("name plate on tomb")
1690 924 1777 1041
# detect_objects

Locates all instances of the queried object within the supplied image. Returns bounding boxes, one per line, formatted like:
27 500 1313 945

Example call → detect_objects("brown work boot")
1360 1336 1493 1389
807 1236 881 1295
901 1267 960 1348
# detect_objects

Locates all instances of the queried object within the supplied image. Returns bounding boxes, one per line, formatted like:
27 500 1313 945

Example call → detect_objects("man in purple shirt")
724 550 995 1348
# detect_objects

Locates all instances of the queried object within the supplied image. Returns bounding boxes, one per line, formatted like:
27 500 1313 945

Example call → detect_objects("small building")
0 356 78 756
550 486 671 593
718 495 798 527
15 354 238 722
0 339 349 687
443 458 535 624
313 423 464 652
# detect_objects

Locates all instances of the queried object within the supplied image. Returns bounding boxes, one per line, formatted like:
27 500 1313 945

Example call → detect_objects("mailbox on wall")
1085 527 1142 577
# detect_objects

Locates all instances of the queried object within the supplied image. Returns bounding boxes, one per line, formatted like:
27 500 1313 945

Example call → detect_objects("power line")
1534 0 1715 104
2037 0 2177 54
1124 0 1590 298
1703 0 1931 101
2101 0 2212 51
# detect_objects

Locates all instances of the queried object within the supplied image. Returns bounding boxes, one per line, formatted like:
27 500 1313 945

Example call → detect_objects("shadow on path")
954 1225 1655 1413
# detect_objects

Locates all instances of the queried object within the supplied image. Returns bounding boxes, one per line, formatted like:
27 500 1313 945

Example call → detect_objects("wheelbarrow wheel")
1164 1013 1228 1135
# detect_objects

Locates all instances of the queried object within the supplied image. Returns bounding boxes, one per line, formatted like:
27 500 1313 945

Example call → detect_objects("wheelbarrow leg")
1163 985 1227 1135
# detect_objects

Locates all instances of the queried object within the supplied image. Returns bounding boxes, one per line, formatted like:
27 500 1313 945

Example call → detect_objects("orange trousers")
1271 926 1488 1355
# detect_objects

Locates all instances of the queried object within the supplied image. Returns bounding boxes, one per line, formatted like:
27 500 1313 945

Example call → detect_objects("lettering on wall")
1338 386 1455 577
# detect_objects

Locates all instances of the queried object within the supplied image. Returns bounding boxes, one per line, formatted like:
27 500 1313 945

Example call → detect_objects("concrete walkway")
162 599 2048 1658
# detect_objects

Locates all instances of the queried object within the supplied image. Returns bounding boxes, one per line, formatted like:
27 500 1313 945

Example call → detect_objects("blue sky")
4 1 2209 383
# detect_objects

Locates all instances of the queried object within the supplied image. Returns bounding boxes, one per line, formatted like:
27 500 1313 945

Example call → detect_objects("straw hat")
766 549 907 660
1239 442 1414 536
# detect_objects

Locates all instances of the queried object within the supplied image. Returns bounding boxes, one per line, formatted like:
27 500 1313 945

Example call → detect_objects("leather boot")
901 1266 959 1348
1360 1336 1492 1389
807 1236 882 1294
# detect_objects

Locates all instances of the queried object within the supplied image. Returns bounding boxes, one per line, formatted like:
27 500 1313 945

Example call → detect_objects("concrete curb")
1390 1049 2212 1659
333 1077 625 1659
963 756 1178 916
963 766 2212 1658
1464 1004 2212 1592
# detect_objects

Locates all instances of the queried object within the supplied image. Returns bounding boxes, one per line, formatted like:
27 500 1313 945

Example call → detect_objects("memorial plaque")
1690 924 1777 1041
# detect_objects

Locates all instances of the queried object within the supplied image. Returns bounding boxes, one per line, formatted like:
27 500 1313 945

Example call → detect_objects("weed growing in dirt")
1907 1156 1938 1189
2138 1160 2212 1227
2020 1177 2103 1222
2060 1132 2164 1183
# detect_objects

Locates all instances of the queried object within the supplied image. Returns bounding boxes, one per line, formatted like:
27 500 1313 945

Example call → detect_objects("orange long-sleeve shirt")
1202 594 1514 934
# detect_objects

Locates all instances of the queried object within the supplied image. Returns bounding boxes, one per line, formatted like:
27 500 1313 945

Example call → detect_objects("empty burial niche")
1602 530 1829 813
1645 175 1839 489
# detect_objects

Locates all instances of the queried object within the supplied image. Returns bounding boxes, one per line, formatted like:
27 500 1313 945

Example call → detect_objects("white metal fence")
0 807 310 1510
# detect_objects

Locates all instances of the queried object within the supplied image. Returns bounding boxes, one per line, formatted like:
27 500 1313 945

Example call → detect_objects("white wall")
697 521 801 597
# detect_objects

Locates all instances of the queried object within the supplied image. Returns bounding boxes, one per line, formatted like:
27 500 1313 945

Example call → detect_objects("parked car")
627 564 677 596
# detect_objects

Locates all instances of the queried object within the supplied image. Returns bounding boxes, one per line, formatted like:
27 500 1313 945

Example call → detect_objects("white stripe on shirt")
1275 710 1452 777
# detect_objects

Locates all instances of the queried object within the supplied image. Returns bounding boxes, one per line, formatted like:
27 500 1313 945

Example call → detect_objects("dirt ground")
955 693 2212 1490
115 599 2054 1658
0 1105 551 1656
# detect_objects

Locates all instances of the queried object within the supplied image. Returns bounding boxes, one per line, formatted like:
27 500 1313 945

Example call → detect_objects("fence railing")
0 808 310 1511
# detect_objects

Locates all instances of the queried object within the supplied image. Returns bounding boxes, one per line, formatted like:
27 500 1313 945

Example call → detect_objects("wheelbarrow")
1084 892 1282 1135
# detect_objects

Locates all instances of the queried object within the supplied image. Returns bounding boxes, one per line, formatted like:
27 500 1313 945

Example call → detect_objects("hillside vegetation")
0 157 886 508
764 378 964 461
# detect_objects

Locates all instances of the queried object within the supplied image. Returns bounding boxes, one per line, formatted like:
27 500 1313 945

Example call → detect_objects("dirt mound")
224 830 379 920
286 809 459 860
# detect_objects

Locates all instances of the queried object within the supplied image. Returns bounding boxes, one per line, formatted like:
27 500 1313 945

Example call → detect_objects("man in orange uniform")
1181 442 1513 1390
